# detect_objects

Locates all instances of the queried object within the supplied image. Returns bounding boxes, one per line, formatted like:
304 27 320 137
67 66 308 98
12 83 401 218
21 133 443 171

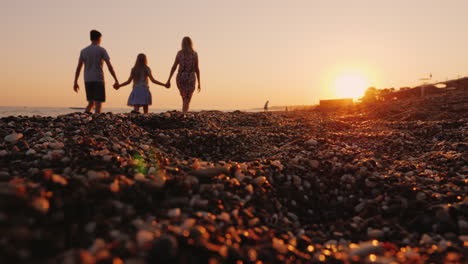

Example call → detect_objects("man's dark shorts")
85 82 106 102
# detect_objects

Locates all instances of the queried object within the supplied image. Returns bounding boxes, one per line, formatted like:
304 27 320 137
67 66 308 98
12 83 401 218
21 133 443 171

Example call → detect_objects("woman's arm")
147 68 168 87
166 52 179 86
195 53 201 92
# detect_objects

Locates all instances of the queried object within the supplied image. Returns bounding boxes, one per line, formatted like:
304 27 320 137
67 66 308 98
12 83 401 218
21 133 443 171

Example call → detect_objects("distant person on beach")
166 37 201 114
264 100 269 111
73 30 119 114
114 54 169 114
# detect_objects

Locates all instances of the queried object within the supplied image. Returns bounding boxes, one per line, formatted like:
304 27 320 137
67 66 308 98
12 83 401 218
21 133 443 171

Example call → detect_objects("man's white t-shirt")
79 45 110 82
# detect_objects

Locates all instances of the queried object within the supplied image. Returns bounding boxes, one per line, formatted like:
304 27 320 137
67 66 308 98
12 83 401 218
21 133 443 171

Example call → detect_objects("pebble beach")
0 97 467 263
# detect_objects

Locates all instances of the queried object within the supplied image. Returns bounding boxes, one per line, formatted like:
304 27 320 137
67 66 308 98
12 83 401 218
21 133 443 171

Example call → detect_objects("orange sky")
2 0 468 109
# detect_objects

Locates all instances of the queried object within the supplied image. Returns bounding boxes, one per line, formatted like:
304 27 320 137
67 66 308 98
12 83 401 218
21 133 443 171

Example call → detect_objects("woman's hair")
132 53 148 82
181 36 194 52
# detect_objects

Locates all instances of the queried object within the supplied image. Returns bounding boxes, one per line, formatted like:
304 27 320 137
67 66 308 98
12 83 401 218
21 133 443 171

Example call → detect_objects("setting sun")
333 71 370 100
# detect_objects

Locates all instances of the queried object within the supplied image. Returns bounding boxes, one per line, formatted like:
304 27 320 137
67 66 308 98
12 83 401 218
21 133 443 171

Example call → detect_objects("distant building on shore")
319 98 354 109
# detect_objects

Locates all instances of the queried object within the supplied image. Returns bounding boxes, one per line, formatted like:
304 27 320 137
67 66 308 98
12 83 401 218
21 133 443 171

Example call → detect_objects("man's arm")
73 60 84 92
104 59 119 86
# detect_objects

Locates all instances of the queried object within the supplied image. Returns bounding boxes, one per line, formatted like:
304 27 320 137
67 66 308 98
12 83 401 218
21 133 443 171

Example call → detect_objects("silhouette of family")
73 30 201 115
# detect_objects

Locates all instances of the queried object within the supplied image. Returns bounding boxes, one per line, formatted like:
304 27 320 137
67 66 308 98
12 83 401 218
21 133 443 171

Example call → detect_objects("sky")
1 0 468 110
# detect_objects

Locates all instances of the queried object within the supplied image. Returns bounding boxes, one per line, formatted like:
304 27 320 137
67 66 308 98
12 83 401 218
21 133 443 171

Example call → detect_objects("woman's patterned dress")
176 51 198 101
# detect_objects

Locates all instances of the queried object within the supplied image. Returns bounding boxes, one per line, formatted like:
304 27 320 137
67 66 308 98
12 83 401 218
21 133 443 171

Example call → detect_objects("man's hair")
90 30 102 41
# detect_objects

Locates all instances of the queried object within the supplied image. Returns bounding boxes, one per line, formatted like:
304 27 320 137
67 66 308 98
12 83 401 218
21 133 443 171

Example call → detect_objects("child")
115 53 168 113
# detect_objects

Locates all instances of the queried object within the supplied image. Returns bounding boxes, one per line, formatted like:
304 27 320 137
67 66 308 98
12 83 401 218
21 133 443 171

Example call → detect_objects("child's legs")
95 102 103 114
85 101 95 113
142 105 148 114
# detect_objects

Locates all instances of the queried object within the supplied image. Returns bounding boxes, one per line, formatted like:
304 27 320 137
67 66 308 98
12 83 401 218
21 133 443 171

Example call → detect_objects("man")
73 30 119 114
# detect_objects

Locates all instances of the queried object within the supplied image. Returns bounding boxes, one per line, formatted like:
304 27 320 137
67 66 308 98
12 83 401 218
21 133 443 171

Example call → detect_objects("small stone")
272 238 288 254
367 228 384 239
168 208 181 218
49 142 65 149
26 149 36 155
89 238 106 254
349 242 379 257
110 181 120 192
134 173 146 181
151 172 166 188
0 150 7 157
190 167 228 178
416 192 427 201
136 230 154 248
0 171 11 181
140 144 150 151
309 160 320 168
305 139 318 146
148 167 157 175
458 219 468 233
245 184 254 194
217 212 231 222
253 176 267 186
87 170 109 180
419 233 433 244
51 174 68 185
4 133 23 143
32 197 50 213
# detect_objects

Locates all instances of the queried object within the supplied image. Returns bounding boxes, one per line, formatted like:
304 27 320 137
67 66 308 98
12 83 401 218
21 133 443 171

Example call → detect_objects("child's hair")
181 36 194 52
132 53 148 82
90 30 102 41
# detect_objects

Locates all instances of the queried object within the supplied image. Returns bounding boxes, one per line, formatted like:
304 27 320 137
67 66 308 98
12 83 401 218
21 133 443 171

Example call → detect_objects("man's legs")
85 101 95 113
95 101 103 114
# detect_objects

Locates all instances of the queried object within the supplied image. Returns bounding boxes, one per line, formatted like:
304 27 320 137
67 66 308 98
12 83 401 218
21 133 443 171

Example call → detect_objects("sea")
0 106 257 117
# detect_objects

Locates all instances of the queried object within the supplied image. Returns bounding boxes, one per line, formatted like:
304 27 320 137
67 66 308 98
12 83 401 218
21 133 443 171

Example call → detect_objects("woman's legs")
182 99 188 114
143 105 149 114
182 91 194 114
133 105 140 112
177 73 196 114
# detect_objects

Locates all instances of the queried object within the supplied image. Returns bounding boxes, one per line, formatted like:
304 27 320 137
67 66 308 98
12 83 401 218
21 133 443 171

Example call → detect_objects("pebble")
4 133 23 143
367 228 384 239
49 142 64 149
305 138 318 146
252 176 267 186
26 149 36 155
136 230 154 248
168 208 181 218
31 197 50 213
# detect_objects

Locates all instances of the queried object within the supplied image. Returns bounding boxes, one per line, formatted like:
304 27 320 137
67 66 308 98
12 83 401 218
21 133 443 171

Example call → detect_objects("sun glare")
333 71 370 100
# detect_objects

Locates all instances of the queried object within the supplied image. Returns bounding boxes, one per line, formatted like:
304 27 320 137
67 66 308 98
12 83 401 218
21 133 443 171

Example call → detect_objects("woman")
166 37 201 114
